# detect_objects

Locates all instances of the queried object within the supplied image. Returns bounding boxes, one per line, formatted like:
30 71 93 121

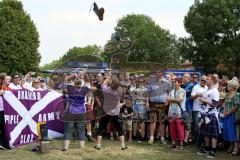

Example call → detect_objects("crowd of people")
0 69 240 159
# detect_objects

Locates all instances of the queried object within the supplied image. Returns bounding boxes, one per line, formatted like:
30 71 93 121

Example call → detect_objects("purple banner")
3 89 64 148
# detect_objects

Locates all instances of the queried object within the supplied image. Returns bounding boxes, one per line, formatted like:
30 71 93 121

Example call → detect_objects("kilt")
201 114 219 138
148 102 168 123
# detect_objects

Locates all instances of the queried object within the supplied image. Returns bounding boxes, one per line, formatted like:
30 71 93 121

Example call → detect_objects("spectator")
120 96 133 142
192 74 199 86
223 80 239 155
197 75 220 159
167 78 186 150
191 75 208 144
147 71 171 144
130 77 148 142
9 74 22 90
181 73 194 144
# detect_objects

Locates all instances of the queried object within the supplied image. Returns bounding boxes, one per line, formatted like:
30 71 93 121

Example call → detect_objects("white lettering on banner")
17 90 41 100
38 111 60 122
3 91 62 147
20 134 34 144
4 115 19 125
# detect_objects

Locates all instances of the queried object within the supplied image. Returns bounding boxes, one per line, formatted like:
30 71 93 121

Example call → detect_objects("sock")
87 132 92 136
161 137 165 141
150 136 154 140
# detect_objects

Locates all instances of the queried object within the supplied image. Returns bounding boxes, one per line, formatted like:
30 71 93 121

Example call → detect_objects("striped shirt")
147 78 171 103
102 84 122 116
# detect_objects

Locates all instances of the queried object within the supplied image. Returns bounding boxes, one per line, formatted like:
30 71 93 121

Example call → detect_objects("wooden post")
40 141 50 154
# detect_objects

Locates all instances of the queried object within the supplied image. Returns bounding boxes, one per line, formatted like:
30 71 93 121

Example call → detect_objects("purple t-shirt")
67 86 89 114
102 84 121 116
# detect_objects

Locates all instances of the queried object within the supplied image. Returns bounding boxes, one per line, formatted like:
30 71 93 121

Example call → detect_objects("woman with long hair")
94 73 127 150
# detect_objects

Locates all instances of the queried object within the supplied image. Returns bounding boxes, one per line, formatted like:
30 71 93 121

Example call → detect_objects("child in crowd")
120 96 134 141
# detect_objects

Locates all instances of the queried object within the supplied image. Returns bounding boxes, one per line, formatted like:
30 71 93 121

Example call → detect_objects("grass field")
0 139 239 160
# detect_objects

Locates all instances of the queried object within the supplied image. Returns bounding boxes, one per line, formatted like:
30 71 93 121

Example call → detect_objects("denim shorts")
133 103 147 122
64 121 86 141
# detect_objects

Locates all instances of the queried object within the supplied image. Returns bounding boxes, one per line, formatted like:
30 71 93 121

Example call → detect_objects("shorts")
123 120 132 131
133 104 147 122
184 111 192 130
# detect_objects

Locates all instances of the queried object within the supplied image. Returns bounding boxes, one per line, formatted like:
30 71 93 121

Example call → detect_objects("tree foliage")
183 0 240 76
41 45 103 70
110 14 180 66
0 0 40 74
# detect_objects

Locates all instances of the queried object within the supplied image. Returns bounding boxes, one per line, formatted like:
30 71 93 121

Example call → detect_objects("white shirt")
28 87 44 91
191 84 208 112
8 83 22 90
202 87 220 114
23 81 32 89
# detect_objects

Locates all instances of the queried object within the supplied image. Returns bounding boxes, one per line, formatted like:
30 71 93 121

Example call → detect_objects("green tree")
184 0 240 75
41 45 103 70
107 14 180 66
0 0 40 74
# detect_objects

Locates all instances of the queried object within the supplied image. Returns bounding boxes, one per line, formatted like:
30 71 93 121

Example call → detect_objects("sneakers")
197 148 216 159
197 148 209 156
0 145 5 150
87 135 95 142
94 145 101 150
60 148 67 152
121 146 128 150
206 151 216 159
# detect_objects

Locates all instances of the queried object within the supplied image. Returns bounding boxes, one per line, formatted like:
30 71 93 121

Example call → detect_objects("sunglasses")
201 79 206 82
34 82 40 84
14 76 19 79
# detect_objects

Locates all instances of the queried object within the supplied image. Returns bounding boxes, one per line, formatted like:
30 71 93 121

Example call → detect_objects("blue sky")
21 0 195 65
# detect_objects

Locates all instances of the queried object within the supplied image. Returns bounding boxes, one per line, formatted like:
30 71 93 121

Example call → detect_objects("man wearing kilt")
197 75 220 159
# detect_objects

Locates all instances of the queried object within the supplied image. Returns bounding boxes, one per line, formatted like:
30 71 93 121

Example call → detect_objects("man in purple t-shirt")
62 79 90 151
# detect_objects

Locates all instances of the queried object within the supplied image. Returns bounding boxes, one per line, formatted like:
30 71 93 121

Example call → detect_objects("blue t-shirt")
181 82 194 112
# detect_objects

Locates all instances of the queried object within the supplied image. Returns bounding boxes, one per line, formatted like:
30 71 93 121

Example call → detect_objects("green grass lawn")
0 139 239 160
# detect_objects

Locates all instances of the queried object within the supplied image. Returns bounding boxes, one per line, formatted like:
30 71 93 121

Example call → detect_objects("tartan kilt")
201 114 219 138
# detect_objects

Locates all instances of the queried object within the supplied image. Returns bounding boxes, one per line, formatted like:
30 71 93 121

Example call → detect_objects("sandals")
169 144 176 149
